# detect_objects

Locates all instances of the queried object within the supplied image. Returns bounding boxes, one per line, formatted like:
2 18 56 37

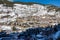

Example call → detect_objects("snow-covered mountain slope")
0 3 60 33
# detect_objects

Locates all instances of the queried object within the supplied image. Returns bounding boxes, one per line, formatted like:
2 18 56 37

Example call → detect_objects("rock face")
0 3 60 32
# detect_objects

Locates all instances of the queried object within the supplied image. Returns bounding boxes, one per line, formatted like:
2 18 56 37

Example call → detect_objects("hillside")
0 0 60 33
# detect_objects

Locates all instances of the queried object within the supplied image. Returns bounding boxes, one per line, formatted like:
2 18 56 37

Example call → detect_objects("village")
0 4 60 33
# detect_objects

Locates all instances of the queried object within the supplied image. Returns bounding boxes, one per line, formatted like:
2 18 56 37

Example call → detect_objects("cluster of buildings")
0 3 60 33
0 4 15 33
